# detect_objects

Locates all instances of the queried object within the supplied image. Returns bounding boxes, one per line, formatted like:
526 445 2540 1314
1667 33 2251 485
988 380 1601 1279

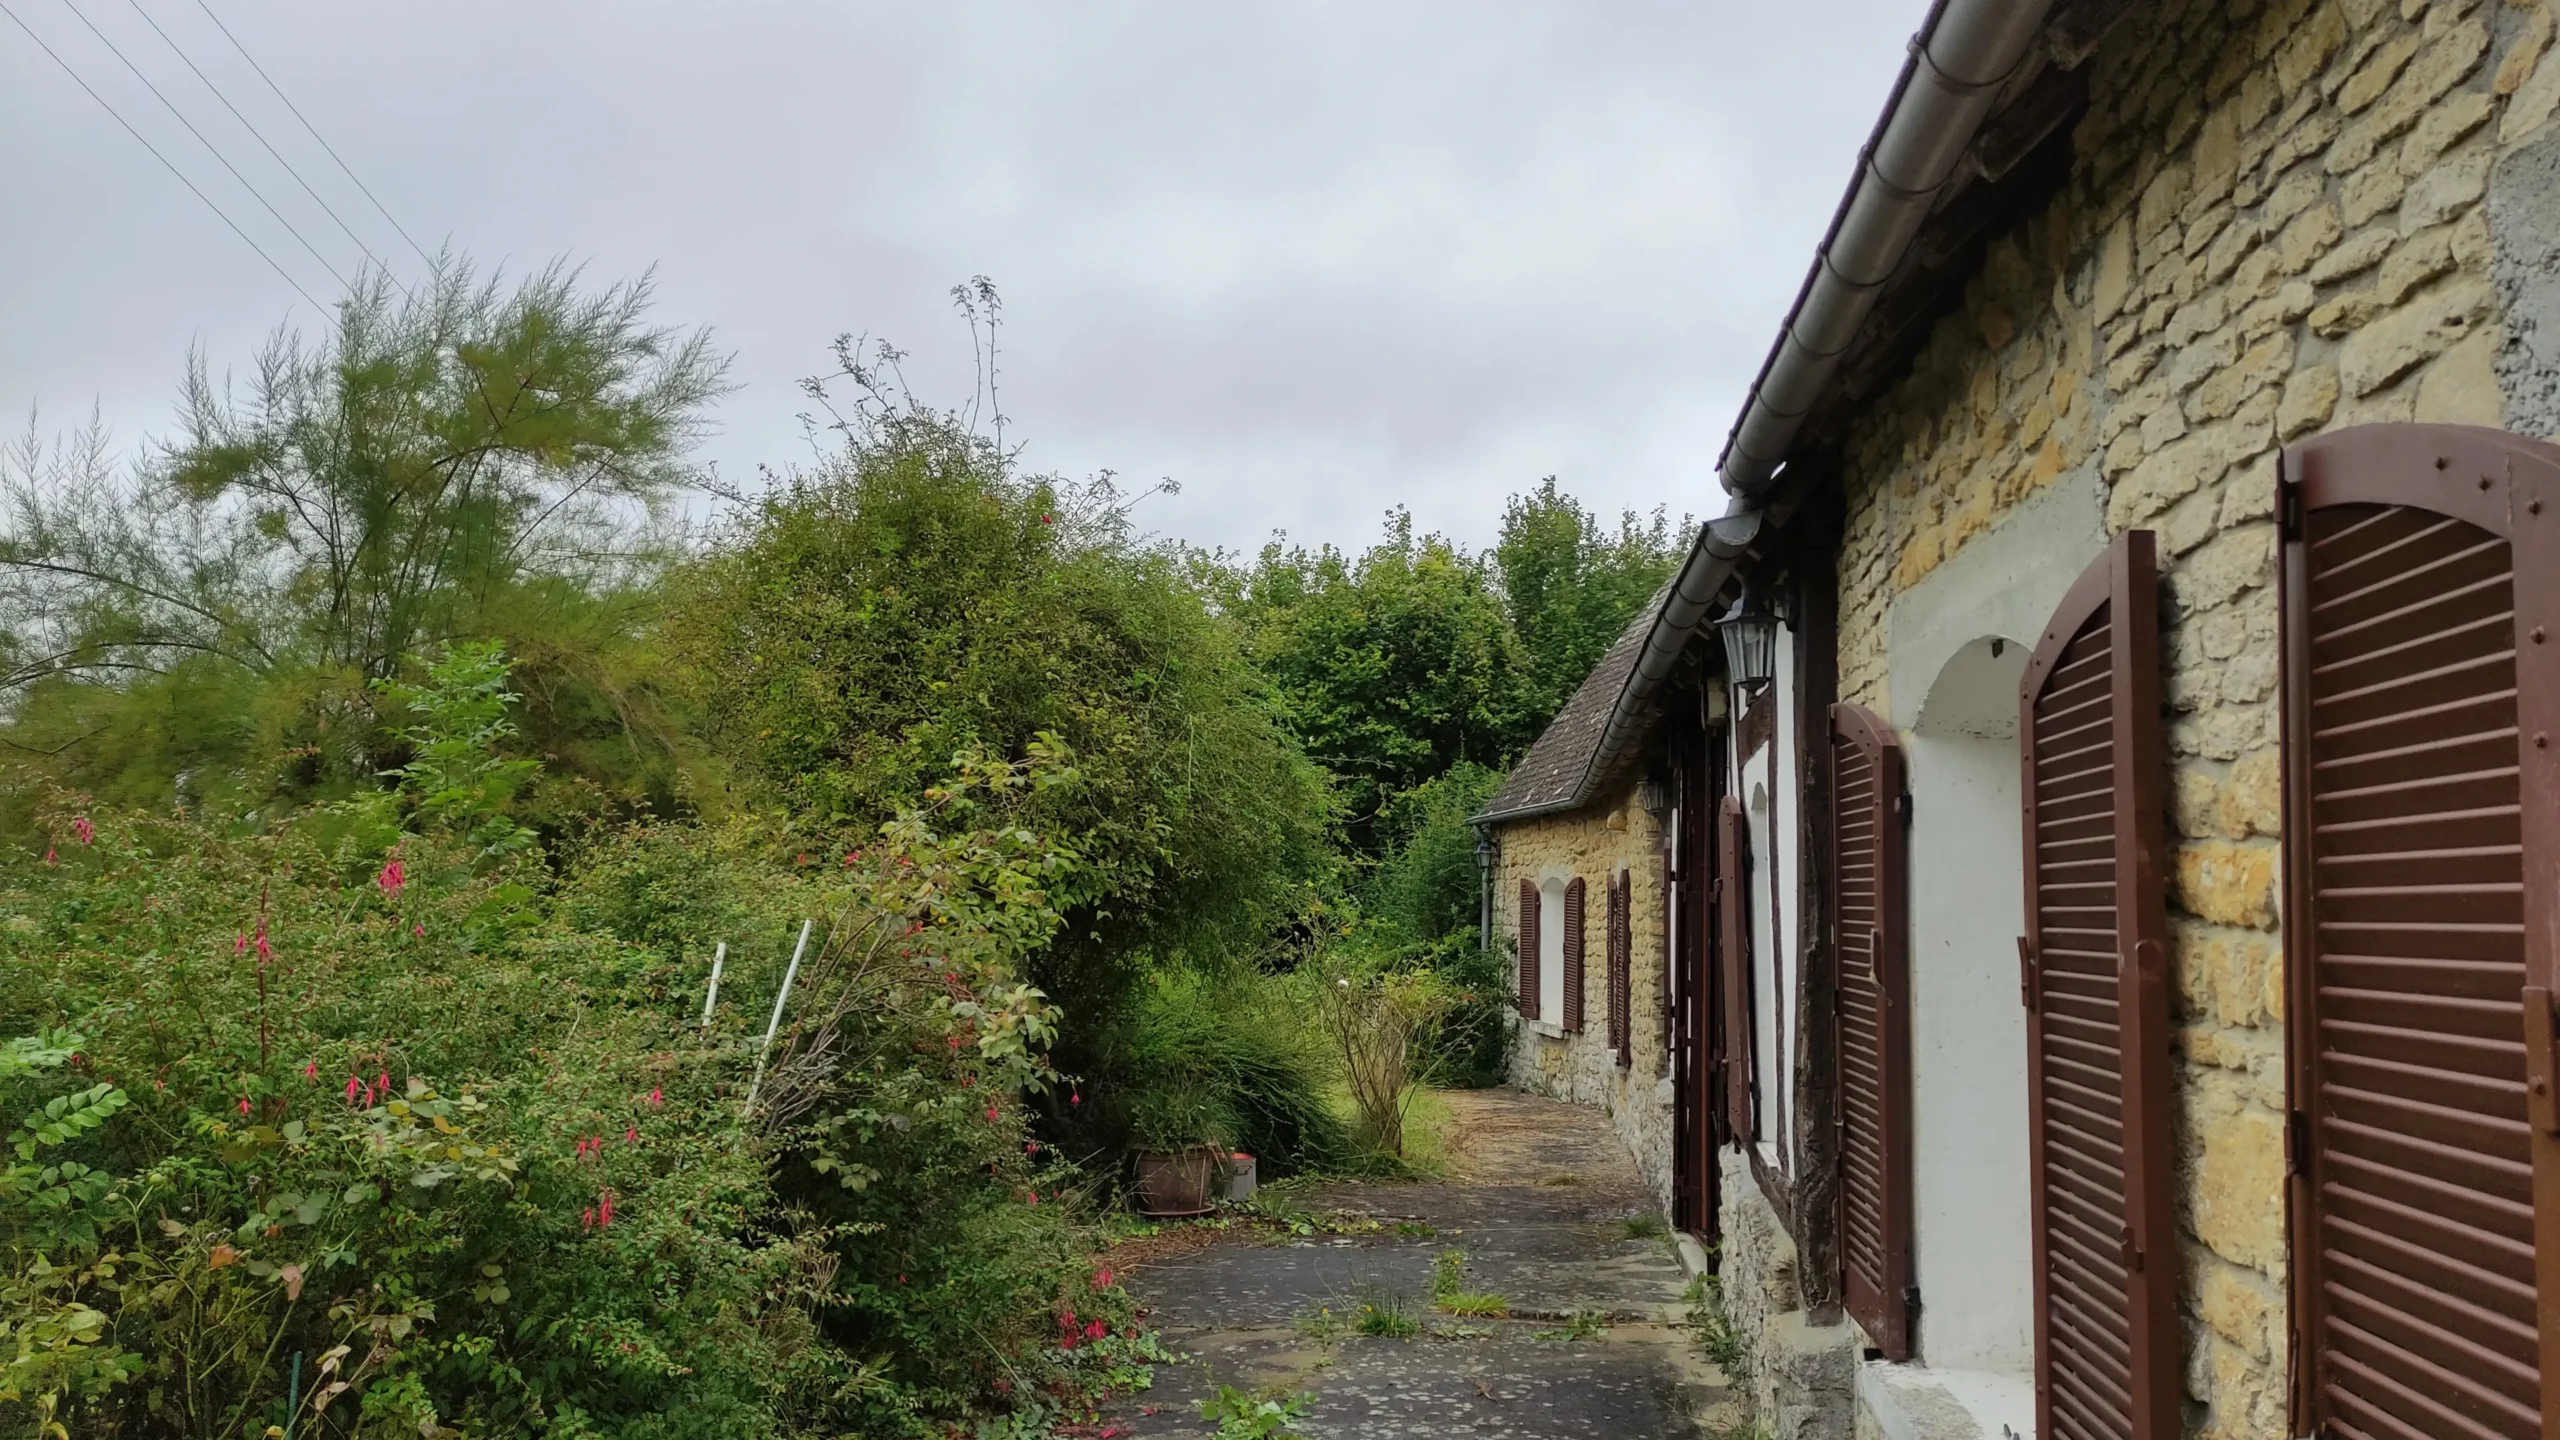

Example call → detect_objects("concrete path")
1102 1088 1745 1438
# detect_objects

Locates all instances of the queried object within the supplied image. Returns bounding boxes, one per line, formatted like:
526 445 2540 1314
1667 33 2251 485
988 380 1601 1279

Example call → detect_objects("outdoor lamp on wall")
1638 773 1673 820
1714 582 1779 694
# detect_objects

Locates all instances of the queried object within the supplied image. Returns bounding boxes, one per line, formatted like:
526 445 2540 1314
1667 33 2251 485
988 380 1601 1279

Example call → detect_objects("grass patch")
1319 1080 1455 1177
1617 1212 1668 1240
1352 1284 1423 1339
1429 1247 1511 1317
1687 1274 1750 1374
1531 1309 1612 1341
1291 1303 1349 1341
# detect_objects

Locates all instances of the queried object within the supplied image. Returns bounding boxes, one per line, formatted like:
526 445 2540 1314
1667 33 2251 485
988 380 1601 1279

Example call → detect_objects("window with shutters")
1831 701 1913 1361
2279 424 2560 1440
1562 877 1588 1034
1517 879 1541 1021
1718 794 1756 1147
1609 868 1633 1066
2018 529 2180 1440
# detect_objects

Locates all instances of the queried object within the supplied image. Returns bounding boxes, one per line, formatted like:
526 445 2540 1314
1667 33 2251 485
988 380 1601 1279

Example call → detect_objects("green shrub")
1102 969 1345 1179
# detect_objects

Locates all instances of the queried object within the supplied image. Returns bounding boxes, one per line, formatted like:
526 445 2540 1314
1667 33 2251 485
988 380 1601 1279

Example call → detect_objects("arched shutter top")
1518 878 1541 1022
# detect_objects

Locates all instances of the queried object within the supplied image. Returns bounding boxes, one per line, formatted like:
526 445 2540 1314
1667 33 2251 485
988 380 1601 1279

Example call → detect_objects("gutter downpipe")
1716 0 2056 501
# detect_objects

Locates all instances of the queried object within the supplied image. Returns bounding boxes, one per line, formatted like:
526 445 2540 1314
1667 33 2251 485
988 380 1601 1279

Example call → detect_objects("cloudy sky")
4 1 1921 557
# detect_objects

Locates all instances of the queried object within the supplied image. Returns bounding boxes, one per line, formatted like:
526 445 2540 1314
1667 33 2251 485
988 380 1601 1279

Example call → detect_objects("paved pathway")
1103 1088 1744 1438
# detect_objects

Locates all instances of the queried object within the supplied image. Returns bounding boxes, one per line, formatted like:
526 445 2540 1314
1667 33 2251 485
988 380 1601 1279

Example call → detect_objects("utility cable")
0 0 322 309
58 0 348 292
192 0 433 269
119 0 405 294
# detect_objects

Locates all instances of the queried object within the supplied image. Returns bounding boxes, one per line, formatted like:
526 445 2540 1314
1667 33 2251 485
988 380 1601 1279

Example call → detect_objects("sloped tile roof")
1478 588 1668 825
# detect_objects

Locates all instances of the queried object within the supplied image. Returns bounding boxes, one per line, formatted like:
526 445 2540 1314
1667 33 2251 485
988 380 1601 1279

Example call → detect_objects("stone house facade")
1480 0 2560 1436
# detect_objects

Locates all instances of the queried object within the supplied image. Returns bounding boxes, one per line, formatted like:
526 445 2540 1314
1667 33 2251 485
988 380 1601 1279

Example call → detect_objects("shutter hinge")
1903 1283 1922 1318
2121 1225 2144 1273
2277 475 2304 540
2285 1109 2311 1175
1893 791 1913 825
2016 937 2039 1010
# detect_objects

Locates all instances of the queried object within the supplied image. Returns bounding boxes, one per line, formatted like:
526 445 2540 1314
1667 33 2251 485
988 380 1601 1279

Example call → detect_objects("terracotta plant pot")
1132 1148 1216 1217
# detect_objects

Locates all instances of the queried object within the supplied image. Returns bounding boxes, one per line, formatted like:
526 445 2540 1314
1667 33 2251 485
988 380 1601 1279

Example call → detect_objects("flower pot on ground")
1128 1081 1235 1217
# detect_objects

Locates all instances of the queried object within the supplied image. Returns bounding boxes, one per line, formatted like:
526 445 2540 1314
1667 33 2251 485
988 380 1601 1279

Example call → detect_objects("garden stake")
700 941 727 1027
284 1351 300 1439
742 920 811 1119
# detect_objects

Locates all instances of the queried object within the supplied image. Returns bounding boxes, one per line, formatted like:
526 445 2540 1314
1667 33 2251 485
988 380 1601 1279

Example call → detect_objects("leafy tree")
0 260 726 829
1491 477 1687 726
1224 512 1530 856
668 341 1333 968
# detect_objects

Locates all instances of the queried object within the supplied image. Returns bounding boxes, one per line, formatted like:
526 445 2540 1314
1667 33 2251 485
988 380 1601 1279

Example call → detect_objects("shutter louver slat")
1564 877 1587 1034
2280 424 2560 1440
1718 796 1754 1146
2021 529 2178 1440
1830 701 1912 1360
1518 879 1540 1022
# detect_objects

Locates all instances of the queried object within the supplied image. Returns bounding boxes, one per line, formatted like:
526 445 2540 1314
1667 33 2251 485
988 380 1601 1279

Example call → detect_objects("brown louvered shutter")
1563 877 1587 1033
1610 870 1634 1065
2280 424 2560 1440
1718 794 1754 1145
2018 529 2178 1440
1518 879 1541 1021
1831 701 1913 1360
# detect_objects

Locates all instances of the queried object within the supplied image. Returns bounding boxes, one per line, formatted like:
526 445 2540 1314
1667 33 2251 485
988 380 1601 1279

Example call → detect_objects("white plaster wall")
1883 472 2103 1381
1905 668 2033 1375
1736 623 1800 1174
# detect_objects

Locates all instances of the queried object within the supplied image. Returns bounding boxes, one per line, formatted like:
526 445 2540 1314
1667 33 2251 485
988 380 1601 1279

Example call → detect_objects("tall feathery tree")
0 260 728 829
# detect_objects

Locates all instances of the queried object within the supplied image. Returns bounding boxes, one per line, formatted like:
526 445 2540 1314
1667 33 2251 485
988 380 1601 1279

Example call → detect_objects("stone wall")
1828 0 2560 1433
1719 1154 1856 1440
1493 778 1678 1213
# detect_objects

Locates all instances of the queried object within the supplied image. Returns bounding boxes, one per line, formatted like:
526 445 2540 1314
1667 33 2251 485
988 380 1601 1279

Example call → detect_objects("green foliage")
376 641 540 866
1491 477 1687 724
1426 1248 1510 1319
1531 1309 1611 1341
670 355 1332 974
1198 1384 1312 1440
1225 513 1529 856
1349 1285 1420 1339
0 722 1128 1436
0 260 724 831
1103 970 1345 1176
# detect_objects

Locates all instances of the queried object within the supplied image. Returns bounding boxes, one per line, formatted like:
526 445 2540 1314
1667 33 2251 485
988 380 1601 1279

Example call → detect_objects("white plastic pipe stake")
700 941 728 1028
743 920 812 1119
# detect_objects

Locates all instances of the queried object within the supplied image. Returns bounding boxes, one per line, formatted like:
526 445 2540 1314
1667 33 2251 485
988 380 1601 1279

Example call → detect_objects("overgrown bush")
1101 969 1345 1178
0 649 1132 1437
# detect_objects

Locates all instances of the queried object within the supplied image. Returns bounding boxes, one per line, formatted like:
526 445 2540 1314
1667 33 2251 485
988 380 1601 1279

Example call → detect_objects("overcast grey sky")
4 2 1921 556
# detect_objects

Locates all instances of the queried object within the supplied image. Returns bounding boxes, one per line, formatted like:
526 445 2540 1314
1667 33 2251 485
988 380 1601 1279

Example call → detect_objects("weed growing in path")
1532 1309 1612 1341
1199 1384 1314 1440
1687 1274 1751 1373
1353 1284 1423 1338
1617 1212 1668 1240
1430 1247 1510 1317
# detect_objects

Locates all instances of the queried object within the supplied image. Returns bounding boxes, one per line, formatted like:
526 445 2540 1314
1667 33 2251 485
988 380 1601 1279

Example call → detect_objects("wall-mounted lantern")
1714 582 1779 694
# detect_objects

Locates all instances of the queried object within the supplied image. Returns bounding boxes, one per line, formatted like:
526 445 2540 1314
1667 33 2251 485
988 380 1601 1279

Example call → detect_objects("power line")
193 0 433 269
0 0 322 309
119 0 406 294
58 0 347 291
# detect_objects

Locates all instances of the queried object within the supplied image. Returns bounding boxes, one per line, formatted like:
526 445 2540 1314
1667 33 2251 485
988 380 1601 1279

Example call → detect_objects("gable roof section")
1478 589 1667 826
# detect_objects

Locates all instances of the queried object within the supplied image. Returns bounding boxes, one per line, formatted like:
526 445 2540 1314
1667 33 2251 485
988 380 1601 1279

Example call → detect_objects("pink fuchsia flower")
253 923 273 963
624 1126 638 1144
304 1062 318 1083
71 816 93 845
1070 1090 1081 1106
235 932 247 956
236 1096 251 1116
1085 1319 1107 1341
896 1273 907 1284
376 857 405 898
984 1105 999 1122
646 1087 663 1108
344 1074 363 1104
412 923 424 938
42 848 56 867
1025 1140 1040 1154
1094 1267 1114 1289
582 1205 596 1231
596 1190 615 1226
1026 1191 1040 1206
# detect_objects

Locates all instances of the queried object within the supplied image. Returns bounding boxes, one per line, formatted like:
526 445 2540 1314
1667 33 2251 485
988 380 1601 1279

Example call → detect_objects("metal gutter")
1716 0 2057 499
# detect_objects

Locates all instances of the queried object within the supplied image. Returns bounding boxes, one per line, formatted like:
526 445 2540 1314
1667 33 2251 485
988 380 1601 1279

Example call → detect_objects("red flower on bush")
624 1125 638 1144
1085 1319 1107 1341
983 1105 999 1122
71 817 93 845
303 1062 318 1083
236 1096 251 1115
42 848 55 867
597 1189 616 1226
646 1087 663 1107
253 923 273 963
234 932 247 956
376 856 405 898
344 1074 363 1105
